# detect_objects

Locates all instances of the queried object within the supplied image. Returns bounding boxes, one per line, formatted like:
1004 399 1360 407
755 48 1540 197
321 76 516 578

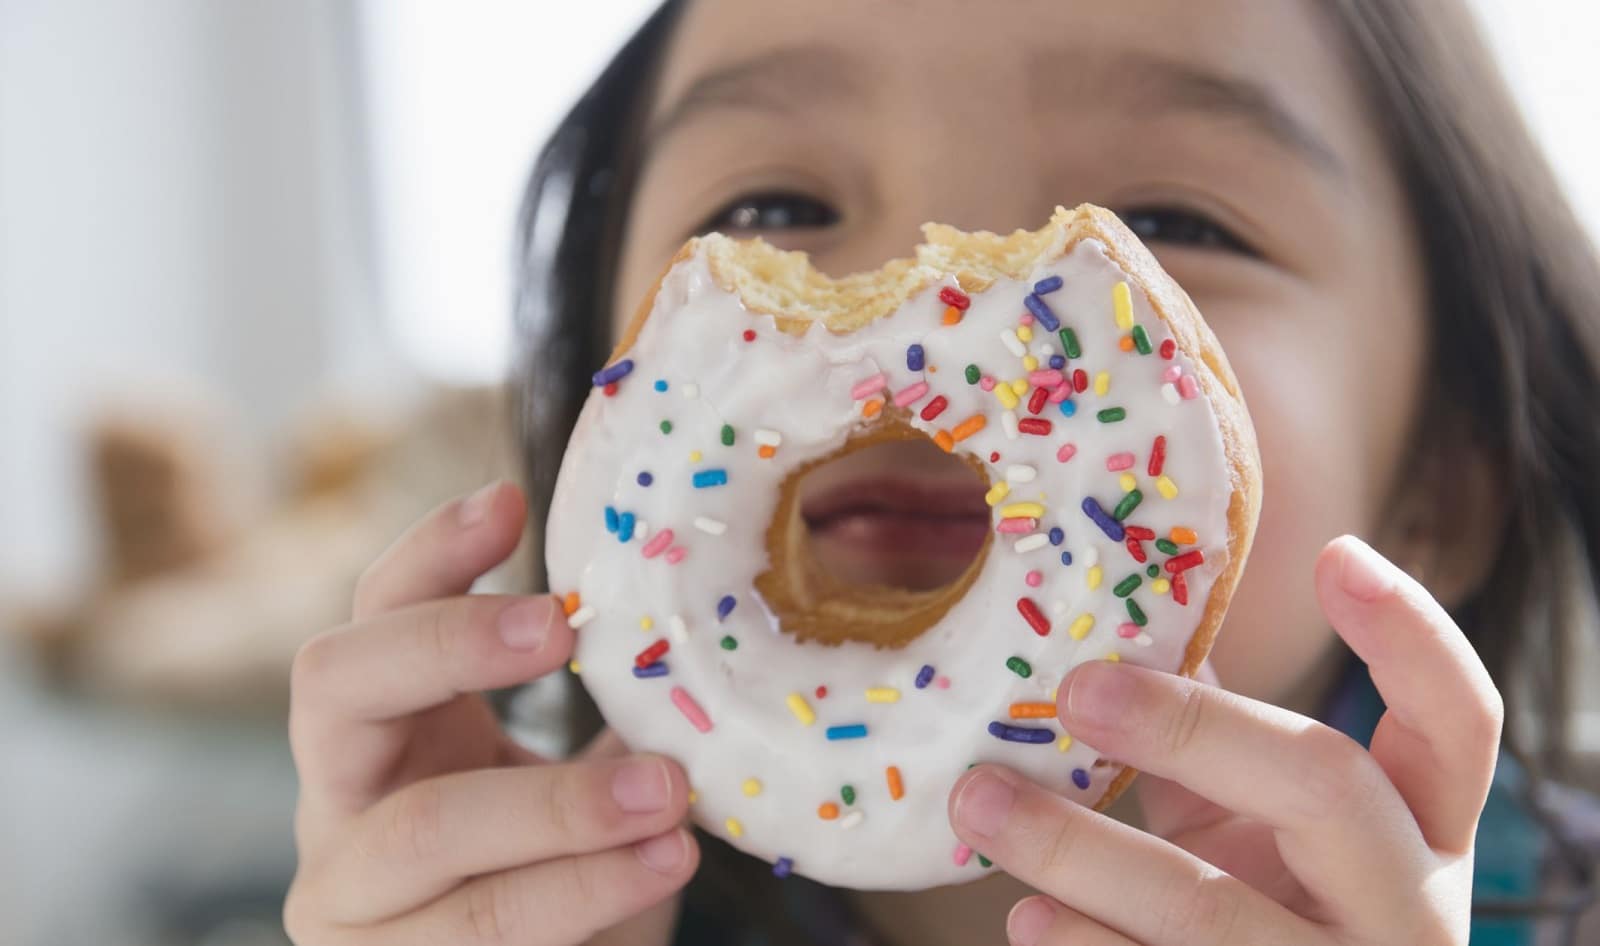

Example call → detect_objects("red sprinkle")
815 685 829 699
1124 525 1156 540
1148 435 1167 477
920 395 950 421
1017 418 1053 436
1017 597 1050 636
989 451 1001 463
635 639 669 669
742 329 757 342
1072 369 1089 393
939 286 971 310
1173 572 1189 605
1159 338 1176 359
602 382 619 397
1126 537 1148 563
1026 386 1049 415
1165 550 1206 574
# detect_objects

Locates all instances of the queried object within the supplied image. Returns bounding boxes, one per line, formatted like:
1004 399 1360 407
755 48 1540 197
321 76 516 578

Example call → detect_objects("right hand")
282 480 699 946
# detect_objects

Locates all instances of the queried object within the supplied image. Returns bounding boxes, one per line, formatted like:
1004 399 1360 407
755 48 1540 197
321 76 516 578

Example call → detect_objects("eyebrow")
643 44 870 150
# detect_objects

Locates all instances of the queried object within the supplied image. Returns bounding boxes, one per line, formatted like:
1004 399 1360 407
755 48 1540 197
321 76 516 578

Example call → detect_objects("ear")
1374 408 1506 610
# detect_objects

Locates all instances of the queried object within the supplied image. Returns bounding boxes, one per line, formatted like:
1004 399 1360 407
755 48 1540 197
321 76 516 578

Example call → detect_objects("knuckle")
1161 682 1209 757
1037 814 1083 873
1295 730 1382 819
461 872 521 945
531 766 587 841
561 850 605 906
1156 869 1241 946
281 881 314 944
289 630 342 702
385 780 447 863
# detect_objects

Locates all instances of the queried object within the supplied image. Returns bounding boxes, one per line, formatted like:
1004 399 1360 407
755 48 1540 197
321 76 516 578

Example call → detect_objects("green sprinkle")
1059 327 1081 359
1113 574 1142 598
1112 489 1143 521
964 364 981 384
719 635 738 650
720 424 735 446
1155 538 1180 556
1005 656 1033 679
659 420 673 434
1126 599 1148 626
1147 564 1161 578
841 785 856 805
1131 324 1152 355
978 854 993 868
1097 407 1127 423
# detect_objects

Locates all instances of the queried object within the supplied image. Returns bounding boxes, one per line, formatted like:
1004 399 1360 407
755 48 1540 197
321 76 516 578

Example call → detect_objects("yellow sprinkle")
786 692 816 726
1022 355 1039 371
1094 371 1111 397
726 817 744 838
1068 613 1095 640
1157 474 1179 499
1087 565 1103 590
999 501 1046 519
1010 378 1029 396
1057 735 1074 753
1152 577 1172 595
1048 687 1058 701
688 790 699 804
1016 325 1033 342
567 659 582 674
985 482 1012 506
1106 652 1121 663
1113 281 1134 329
1119 473 1138 492
865 687 901 703
994 384 1020 410
689 450 702 462
742 778 763 797
639 616 654 631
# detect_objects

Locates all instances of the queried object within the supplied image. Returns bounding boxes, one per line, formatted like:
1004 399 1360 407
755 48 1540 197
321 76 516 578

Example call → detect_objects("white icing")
546 237 1234 890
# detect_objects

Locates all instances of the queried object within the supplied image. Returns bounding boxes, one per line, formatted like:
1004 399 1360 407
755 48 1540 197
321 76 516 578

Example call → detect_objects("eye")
696 191 841 235
1115 206 1256 257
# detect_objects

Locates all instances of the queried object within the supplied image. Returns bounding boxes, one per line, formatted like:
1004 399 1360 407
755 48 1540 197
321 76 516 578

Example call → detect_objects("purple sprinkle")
1033 275 1063 294
773 856 794 878
1048 527 1064 546
716 595 736 621
604 505 620 533
987 721 1053 744
1060 550 1073 566
591 359 634 387
1081 497 1125 542
914 664 935 689
633 661 669 679
906 344 925 372
1048 354 1066 370
1023 293 1061 332
636 471 653 487
617 512 636 543
1071 768 1091 790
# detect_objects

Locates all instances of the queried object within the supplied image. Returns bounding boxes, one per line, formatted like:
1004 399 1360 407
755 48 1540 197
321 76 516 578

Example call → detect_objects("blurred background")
0 1 1596 944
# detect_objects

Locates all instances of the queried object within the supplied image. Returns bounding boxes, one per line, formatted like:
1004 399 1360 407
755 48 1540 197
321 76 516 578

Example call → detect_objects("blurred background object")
0 0 1595 944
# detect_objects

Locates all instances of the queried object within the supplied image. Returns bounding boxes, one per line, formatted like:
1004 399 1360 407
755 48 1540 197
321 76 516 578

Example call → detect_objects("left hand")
947 535 1504 946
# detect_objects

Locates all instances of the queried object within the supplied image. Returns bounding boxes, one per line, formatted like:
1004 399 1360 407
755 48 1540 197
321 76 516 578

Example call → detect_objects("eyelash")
1114 206 1256 256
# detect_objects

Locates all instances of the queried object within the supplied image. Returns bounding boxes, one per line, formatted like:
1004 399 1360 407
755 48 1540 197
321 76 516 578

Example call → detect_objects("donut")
546 204 1260 890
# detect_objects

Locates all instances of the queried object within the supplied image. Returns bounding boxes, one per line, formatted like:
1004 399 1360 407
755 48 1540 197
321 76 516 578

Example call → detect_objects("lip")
801 475 991 561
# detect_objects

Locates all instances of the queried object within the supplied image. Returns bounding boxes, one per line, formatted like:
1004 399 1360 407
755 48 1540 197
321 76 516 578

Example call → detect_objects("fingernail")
612 758 672 813
458 481 500 527
635 829 687 873
497 599 553 651
1062 660 1136 731
1007 897 1057 946
1337 536 1394 602
953 770 1015 838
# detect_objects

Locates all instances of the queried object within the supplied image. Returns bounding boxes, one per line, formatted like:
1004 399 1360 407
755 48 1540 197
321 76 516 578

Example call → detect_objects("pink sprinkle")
997 517 1038 534
1028 369 1064 387
936 676 951 689
952 843 974 866
664 546 687 564
641 529 674 559
892 381 930 408
1106 451 1135 472
1025 570 1043 587
1047 382 1072 404
1162 365 1183 383
1056 443 1078 463
1178 375 1200 400
670 686 713 733
850 373 888 400
979 376 997 392
1117 622 1141 639
1018 314 1034 326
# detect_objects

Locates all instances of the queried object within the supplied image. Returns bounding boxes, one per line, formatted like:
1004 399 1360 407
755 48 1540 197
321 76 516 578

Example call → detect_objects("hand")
948 535 1503 946
283 481 699 946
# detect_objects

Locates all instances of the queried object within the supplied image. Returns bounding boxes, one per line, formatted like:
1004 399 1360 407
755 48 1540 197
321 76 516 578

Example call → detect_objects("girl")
283 1 1600 943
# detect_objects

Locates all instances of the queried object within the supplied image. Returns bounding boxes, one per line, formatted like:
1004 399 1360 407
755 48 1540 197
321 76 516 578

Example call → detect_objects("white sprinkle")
669 614 689 643
1078 544 1099 568
632 519 649 541
1001 409 1020 440
839 811 865 830
681 383 700 399
1014 533 1050 553
568 605 596 629
1161 383 1180 405
1049 599 1070 618
1000 329 1026 357
1005 464 1037 484
1038 342 1056 357
753 428 783 447
693 516 728 535
1135 633 1154 648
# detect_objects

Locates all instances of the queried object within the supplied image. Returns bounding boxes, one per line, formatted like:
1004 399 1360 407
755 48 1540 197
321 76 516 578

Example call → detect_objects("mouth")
799 473 991 590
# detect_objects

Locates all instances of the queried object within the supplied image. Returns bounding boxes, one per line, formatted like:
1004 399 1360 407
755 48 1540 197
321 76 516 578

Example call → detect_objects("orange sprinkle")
1118 335 1136 352
942 305 963 325
1170 526 1198 545
1009 702 1057 719
950 414 987 442
862 398 884 419
886 766 905 801
933 429 955 452
561 591 580 616
757 444 777 459
818 802 840 820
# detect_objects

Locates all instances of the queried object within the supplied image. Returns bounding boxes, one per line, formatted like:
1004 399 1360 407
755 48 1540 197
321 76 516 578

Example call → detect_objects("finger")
310 755 689 924
949 766 1313 946
352 480 528 620
1315 535 1503 853
1007 896 1141 946
380 828 699 946
1057 661 1424 920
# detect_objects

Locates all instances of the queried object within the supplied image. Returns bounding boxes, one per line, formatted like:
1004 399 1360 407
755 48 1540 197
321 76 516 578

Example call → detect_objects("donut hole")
753 415 993 649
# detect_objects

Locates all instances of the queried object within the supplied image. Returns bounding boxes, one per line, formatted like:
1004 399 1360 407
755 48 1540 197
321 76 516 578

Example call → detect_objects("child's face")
610 0 1429 708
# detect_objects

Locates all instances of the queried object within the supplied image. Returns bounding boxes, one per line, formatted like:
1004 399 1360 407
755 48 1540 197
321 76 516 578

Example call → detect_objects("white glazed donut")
546 205 1259 891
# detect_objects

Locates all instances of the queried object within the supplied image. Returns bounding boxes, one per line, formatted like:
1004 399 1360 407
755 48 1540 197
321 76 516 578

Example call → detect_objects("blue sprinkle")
1060 550 1074 566
826 723 869 741
1071 768 1091 790
1048 527 1065 546
636 471 653 487
652 378 668 392
591 359 634 387
1032 275 1063 294
914 664 935 689
907 344 926 372
1058 399 1077 418
692 468 729 489
633 661 669 679
1023 293 1061 332
773 856 794 878
1048 354 1066 370
617 512 636 543
987 721 1053 744
1081 497 1126 542
604 505 620 533
716 594 736 621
